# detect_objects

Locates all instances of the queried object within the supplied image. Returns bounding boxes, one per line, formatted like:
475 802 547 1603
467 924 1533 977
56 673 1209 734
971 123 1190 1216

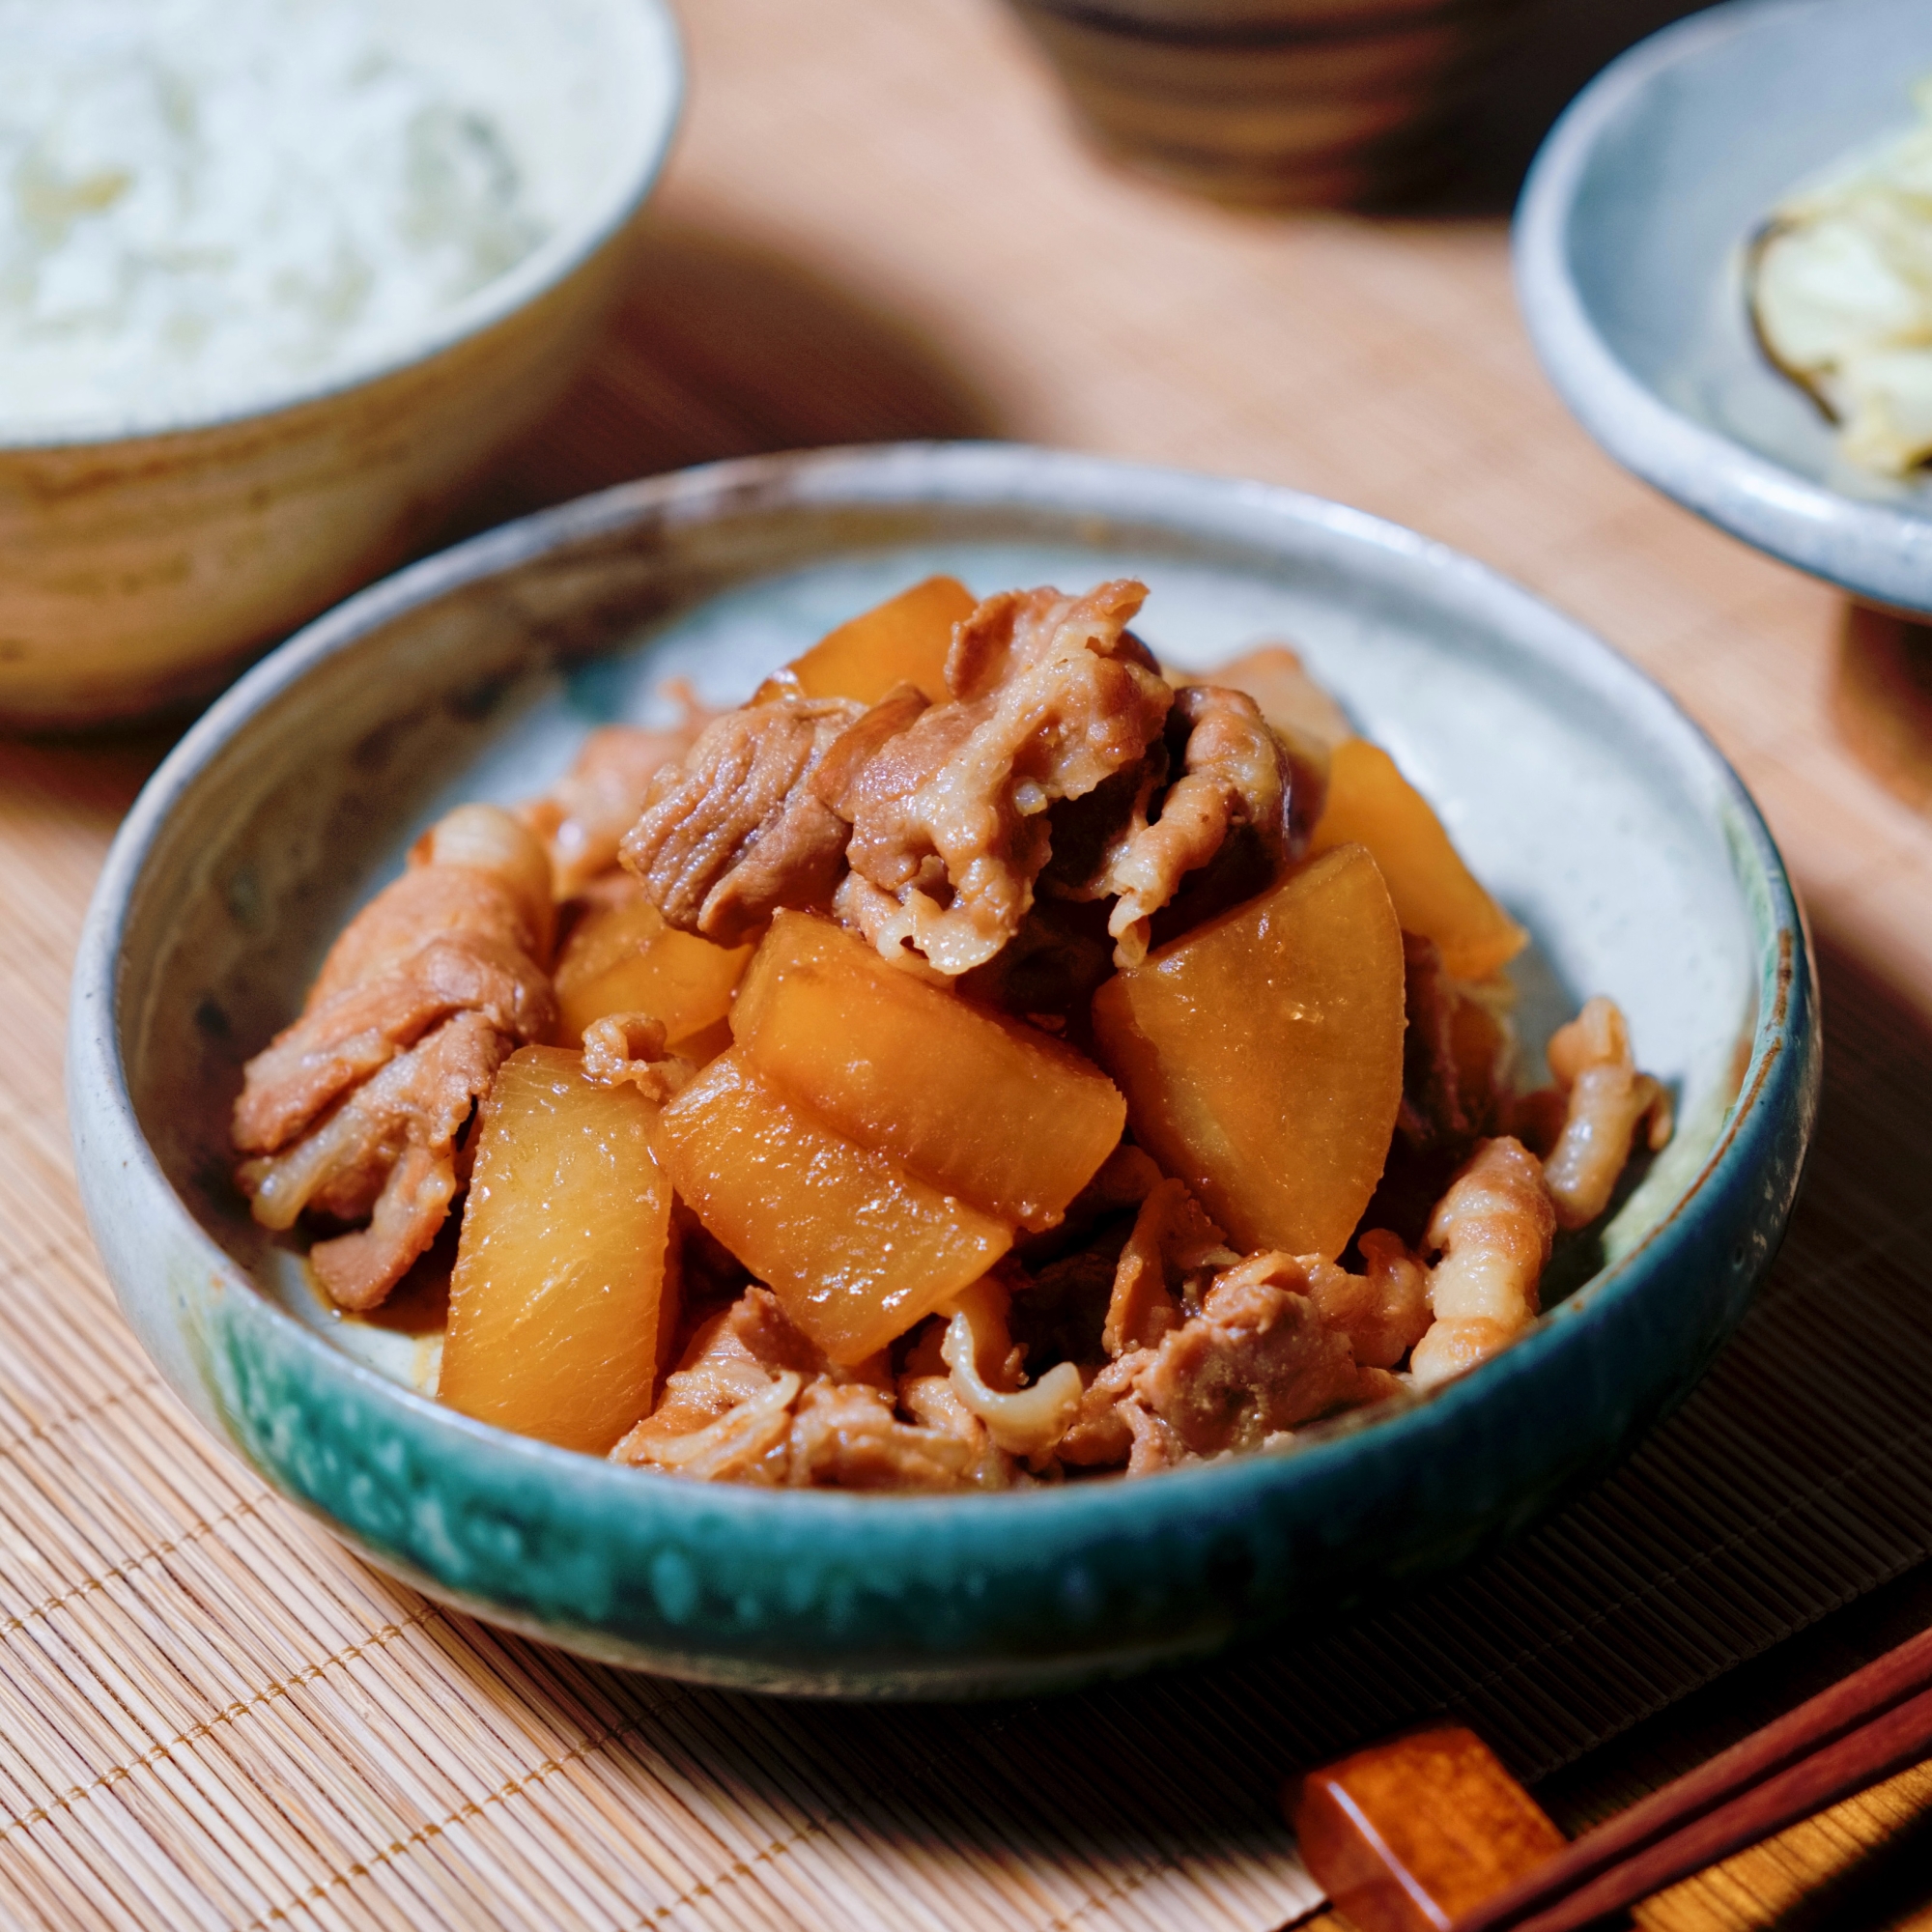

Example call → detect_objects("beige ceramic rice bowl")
0 0 681 726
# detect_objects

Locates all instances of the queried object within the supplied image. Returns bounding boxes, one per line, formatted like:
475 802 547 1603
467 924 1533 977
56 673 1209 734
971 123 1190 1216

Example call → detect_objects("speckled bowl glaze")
69 444 1817 1696
1515 0 1932 614
0 0 681 728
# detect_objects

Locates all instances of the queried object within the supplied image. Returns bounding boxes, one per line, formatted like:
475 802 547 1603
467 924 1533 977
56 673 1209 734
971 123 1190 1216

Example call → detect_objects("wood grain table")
7 0 1932 1926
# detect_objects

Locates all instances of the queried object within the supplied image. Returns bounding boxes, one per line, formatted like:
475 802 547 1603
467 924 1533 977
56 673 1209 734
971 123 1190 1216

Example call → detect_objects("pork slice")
620 695 864 945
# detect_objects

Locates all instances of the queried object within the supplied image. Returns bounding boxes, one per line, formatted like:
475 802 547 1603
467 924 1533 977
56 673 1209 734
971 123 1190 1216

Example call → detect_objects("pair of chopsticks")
1455 1620 1932 1932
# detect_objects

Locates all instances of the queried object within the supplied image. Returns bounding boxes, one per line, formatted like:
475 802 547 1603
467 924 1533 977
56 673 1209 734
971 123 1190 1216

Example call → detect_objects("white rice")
0 0 554 433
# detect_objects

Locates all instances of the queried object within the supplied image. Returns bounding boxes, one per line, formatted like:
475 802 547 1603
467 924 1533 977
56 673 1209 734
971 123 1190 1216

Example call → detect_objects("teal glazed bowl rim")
68 443 1818 1697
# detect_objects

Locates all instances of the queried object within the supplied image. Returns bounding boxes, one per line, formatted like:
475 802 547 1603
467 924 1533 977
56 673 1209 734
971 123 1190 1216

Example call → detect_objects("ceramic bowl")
1514 0 1932 614
1005 0 1523 207
68 443 1817 1697
0 0 681 729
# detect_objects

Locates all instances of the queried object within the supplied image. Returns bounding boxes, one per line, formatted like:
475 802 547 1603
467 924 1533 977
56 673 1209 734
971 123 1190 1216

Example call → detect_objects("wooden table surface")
9 0 1932 1925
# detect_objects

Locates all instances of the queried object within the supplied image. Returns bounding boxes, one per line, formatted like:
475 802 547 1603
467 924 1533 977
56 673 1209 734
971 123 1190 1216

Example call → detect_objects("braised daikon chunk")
1203 644 1352 772
1307 740 1525 982
441 1045 673 1453
652 1050 1013 1364
731 912 1124 1230
780 575 976 705
1093 844 1406 1259
553 890 751 1048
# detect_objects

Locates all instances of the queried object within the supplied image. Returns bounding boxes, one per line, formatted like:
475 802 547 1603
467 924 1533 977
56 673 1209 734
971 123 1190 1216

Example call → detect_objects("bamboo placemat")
8 0 1932 1924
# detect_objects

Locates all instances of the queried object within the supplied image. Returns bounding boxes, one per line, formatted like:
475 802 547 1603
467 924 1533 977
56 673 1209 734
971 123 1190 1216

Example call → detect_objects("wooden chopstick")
1454 1622 1932 1932
1485 1684 1932 1932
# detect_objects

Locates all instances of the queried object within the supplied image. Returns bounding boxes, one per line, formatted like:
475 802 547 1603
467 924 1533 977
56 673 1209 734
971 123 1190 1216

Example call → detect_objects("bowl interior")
119 464 1767 1400
1555 0 1932 515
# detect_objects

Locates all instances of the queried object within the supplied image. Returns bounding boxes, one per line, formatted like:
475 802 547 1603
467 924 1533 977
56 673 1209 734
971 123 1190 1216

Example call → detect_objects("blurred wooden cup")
1004 0 1521 206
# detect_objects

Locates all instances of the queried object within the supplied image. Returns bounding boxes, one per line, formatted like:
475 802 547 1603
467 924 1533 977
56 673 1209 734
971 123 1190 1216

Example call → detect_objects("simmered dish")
1747 85 1932 477
232 577 1671 1489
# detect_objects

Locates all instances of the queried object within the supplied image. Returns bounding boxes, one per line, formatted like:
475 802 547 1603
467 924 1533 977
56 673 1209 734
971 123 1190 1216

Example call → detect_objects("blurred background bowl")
1514 0 1932 615
1003 0 1526 207
0 0 681 730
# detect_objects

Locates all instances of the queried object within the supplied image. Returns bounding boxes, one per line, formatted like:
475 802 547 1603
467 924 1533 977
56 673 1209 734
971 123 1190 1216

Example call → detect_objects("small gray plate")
1515 0 1932 612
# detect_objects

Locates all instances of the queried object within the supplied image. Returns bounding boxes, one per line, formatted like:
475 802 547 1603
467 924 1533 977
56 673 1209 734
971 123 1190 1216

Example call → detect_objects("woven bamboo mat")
8 0 1932 1924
